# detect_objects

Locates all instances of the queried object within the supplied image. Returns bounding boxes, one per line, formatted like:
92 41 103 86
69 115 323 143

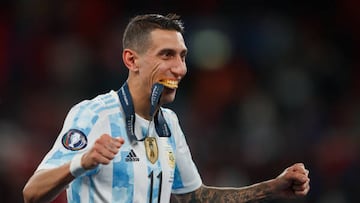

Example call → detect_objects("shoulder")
161 107 185 136
161 107 179 122
61 90 120 136
70 90 120 115
161 107 177 117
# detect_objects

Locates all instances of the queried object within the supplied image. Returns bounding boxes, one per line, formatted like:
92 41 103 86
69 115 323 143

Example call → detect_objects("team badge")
62 129 87 151
168 151 175 169
144 137 158 164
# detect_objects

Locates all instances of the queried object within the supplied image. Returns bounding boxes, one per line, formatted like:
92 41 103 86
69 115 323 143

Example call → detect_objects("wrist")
69 153 87 177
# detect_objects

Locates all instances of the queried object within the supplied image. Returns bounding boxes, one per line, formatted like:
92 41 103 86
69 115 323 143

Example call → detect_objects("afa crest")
168 151 175 169
144 137 158 164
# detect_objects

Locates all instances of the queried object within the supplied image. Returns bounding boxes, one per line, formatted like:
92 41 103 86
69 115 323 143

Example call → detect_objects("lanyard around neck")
117 82 171 145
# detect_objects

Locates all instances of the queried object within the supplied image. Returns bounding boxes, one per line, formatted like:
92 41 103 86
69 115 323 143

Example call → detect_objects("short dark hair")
122 13 184 53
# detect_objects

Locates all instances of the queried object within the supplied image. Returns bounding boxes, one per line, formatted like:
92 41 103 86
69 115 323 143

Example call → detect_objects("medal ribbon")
150 83 171 138
117 82 171 145
118 82 137 145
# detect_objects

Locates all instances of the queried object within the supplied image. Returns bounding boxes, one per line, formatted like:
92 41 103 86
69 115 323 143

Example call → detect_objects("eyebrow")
158 48 187 56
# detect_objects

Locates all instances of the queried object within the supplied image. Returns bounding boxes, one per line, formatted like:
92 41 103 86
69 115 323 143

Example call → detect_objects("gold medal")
144 137 158 164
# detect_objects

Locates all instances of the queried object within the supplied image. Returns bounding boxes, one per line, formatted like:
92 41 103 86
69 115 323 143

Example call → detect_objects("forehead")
148 29 187 52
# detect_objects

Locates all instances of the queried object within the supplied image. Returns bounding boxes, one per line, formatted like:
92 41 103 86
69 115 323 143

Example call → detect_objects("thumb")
115 137 125 144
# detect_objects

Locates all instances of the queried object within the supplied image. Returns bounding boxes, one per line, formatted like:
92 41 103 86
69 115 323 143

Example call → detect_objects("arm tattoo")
173 182 274 203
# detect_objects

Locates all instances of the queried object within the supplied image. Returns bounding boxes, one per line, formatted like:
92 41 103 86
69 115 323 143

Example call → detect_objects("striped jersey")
36 90 202 203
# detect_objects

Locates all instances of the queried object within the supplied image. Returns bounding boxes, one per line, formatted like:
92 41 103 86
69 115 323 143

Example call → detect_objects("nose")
171 57 187 77
171 64 187 78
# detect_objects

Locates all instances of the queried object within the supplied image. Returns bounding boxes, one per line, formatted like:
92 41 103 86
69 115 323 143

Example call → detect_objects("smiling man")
23 13 310 203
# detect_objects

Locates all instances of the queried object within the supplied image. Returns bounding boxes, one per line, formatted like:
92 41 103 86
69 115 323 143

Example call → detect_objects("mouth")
158 79 179 89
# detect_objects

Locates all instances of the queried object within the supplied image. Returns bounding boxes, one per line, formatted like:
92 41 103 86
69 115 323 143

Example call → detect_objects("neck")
118 81 171 139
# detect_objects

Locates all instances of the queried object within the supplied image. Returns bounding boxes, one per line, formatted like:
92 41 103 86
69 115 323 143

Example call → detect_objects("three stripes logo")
125 149 139 162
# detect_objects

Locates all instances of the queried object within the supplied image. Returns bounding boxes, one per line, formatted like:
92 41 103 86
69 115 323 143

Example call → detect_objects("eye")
164 51 173 57
160 50 175 59
158 49 187 61
180 52 187 62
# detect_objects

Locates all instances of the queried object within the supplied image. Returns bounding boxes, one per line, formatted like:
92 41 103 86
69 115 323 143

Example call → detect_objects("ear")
122 49 139 72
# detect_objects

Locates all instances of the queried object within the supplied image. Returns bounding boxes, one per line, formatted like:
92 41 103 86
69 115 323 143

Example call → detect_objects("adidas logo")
125 149 139 162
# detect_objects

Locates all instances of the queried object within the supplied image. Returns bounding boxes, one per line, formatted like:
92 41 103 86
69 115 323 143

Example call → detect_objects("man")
23 13 310 203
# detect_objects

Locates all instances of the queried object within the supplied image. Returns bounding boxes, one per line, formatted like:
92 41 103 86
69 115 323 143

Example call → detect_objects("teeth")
159 79 178 89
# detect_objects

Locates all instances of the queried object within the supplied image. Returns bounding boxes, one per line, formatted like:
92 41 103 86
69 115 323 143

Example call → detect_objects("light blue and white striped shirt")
37 90 202 203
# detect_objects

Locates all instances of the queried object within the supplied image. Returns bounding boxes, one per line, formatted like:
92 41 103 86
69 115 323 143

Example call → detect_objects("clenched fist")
273 163 310 199
81 134 125 170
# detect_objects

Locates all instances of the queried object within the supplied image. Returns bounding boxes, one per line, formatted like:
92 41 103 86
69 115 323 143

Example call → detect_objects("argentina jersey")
36 90 202 203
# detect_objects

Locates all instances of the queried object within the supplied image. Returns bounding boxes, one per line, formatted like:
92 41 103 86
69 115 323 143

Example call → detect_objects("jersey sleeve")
36 99 99 172
164 109 203 194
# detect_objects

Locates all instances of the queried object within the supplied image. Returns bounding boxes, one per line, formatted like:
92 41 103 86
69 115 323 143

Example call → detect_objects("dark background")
1 0 359 202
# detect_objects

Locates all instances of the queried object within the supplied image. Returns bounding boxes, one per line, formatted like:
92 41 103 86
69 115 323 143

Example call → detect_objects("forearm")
174 180 276 203
23 163 75 203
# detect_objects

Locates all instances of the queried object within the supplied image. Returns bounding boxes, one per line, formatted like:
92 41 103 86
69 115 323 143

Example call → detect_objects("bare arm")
23 134 124 203
22 164 74 203
173 182 273 203
173 163 310 203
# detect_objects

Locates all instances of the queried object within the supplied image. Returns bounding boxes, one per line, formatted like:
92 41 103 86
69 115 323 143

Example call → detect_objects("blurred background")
1 0 360 202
